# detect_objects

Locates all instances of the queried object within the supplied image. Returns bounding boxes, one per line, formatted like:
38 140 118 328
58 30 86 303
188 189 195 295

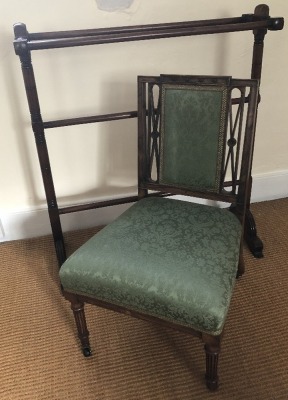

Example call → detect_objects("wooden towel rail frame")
13 4 284 265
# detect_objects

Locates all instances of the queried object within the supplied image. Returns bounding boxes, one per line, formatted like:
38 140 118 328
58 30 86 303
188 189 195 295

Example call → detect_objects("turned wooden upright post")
244 4 283 257
13 23 66 266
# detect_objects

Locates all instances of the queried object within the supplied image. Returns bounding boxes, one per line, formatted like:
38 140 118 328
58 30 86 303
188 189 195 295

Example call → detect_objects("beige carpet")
1 198 288 399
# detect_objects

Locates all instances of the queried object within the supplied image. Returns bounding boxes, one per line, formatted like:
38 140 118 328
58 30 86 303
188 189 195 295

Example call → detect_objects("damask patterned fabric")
60 197 242 335
160 85 227 193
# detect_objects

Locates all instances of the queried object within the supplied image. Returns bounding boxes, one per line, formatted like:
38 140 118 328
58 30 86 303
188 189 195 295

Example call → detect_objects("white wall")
0 0 287 241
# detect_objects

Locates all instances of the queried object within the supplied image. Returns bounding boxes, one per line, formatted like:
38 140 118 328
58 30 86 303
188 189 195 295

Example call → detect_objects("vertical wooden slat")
137 77 148 199
13 23 66 266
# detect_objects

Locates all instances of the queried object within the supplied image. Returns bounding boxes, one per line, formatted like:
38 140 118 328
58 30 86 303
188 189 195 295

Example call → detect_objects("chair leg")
202 334 221 391
71 300 92 357
237 247 245 278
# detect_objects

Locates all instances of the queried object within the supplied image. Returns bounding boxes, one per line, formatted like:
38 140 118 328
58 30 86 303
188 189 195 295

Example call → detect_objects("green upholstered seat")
50 75 258 390
60 197 242 335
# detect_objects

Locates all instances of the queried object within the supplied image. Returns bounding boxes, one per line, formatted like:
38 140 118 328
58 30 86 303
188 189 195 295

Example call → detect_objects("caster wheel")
82 347 92 357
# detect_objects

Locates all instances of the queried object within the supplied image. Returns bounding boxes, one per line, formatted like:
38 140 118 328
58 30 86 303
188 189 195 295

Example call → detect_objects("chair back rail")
138 75 259 219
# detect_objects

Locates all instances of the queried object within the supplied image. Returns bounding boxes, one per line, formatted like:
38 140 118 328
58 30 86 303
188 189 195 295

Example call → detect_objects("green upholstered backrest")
159 82 228 193
138 75 259 203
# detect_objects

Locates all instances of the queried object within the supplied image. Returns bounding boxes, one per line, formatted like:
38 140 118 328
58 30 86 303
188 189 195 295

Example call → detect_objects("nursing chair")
59 74 259 390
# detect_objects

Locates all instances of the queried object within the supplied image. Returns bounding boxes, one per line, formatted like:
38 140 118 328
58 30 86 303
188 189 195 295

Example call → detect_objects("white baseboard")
1 171 287 242
250 171 288 202
0 202 132 242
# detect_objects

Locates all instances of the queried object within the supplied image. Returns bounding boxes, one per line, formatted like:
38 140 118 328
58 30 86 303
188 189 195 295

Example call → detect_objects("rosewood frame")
13 5 283 265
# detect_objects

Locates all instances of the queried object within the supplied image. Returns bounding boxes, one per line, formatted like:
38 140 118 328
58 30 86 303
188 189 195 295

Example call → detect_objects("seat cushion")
60 197 242 335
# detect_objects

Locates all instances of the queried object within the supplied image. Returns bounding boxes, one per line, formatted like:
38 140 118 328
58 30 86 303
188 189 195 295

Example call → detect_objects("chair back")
138 75 259 214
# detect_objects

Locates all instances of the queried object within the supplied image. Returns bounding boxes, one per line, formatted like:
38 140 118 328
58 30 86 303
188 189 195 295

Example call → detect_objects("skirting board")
1 171 287 242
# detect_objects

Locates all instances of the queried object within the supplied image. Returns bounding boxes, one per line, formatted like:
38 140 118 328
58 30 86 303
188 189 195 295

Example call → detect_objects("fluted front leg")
71 301 91 357
202 334 221 390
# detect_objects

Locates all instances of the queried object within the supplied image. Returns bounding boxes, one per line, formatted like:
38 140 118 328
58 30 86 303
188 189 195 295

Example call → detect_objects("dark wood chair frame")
63 63 261 390
54 74 260 390
13 4 283 391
